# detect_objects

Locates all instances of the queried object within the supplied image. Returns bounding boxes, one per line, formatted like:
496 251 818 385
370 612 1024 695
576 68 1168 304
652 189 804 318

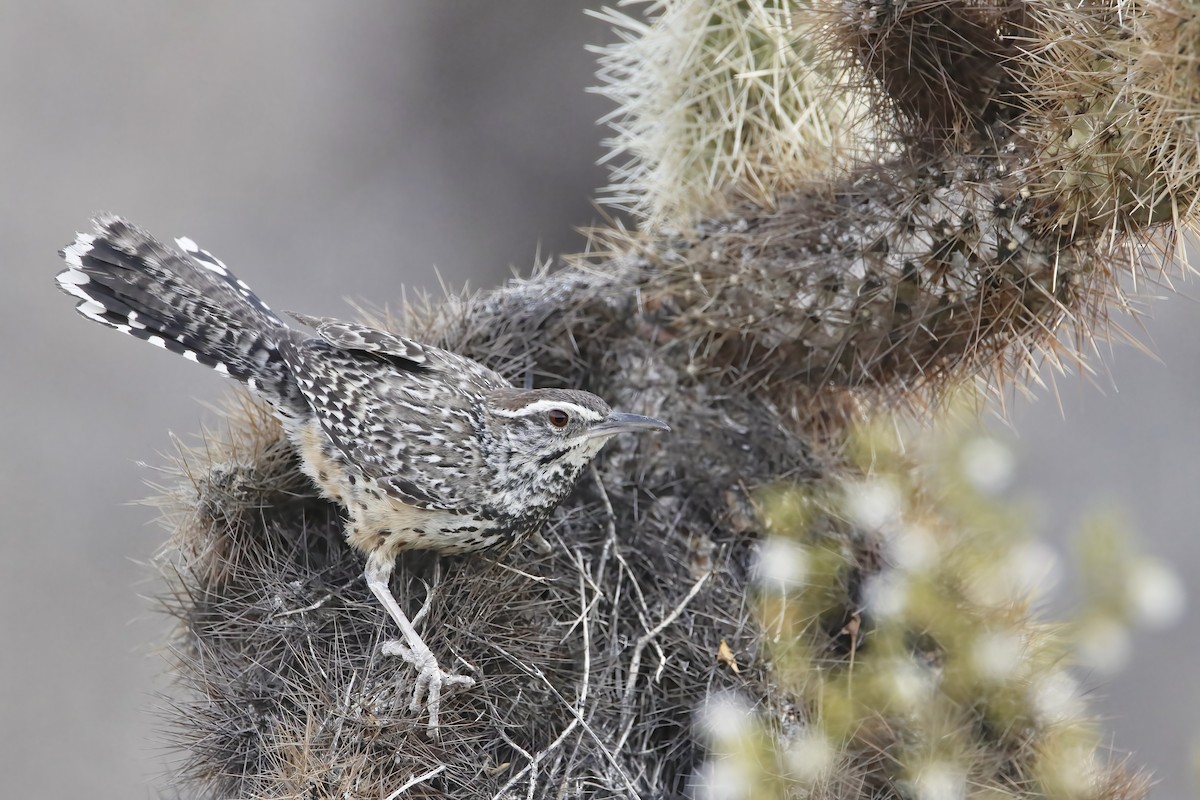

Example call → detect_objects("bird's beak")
586 411 671 438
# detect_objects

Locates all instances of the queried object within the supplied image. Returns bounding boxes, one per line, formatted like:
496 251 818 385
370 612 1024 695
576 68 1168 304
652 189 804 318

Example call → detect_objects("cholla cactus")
695 408 1174 800
590 0 869 225
144 0 1199 797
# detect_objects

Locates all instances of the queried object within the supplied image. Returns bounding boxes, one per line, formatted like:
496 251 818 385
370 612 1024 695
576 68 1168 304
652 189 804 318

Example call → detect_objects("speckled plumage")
55 214 668 731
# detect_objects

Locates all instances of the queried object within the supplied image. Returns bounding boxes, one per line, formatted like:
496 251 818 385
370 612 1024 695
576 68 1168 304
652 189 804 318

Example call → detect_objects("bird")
55 214 669 732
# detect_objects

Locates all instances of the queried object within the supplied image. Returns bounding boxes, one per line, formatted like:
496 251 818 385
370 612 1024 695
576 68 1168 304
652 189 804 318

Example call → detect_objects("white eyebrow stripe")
491 399 606 422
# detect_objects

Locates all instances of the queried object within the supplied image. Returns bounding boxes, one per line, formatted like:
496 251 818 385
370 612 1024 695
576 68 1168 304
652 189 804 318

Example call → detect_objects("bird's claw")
381 639 476 736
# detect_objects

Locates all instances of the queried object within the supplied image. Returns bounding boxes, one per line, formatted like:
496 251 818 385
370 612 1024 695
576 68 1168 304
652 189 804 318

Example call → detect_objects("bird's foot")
381 639 476 736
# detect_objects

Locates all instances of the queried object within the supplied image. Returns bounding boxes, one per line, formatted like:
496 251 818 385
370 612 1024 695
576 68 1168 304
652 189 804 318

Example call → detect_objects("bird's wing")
288 313 427 365
280 335 495 512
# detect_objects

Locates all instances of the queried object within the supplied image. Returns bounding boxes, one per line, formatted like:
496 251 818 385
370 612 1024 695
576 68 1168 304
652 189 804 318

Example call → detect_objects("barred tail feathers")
56 214 305 413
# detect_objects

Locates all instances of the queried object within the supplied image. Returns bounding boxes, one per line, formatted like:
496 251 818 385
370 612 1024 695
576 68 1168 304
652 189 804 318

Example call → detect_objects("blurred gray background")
1 2 1196 798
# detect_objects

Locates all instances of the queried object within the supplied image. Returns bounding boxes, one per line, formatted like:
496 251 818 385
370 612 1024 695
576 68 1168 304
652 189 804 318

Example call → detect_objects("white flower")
1126 559 1185 629
913 762 966 800
863 570 908 619
696 691 754 747
971 630 1024 682
693 758 750 800
785 730 835 784
1006 540 1061 600
885 657 935 710
752 536 809 591
843 477 902 530
888 523 939 573
1029 670 1084 726
970 540 1061 606
960 436 1015 494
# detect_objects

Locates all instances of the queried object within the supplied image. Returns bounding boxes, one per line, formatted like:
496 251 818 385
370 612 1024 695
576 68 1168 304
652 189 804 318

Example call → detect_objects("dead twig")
616 570 711 752
384 764 447 799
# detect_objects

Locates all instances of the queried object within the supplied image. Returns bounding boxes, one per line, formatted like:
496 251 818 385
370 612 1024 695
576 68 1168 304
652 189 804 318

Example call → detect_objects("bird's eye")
547 409 570 428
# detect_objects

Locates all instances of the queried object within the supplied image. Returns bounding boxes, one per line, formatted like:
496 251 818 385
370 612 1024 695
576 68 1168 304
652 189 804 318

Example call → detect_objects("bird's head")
484 387 669 506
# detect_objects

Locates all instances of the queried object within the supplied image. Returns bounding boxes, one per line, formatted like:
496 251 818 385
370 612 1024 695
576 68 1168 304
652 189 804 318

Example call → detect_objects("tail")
57 214 306 415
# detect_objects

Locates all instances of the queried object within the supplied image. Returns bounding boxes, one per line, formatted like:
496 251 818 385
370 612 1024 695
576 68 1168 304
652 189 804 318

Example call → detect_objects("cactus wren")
56 214 668 731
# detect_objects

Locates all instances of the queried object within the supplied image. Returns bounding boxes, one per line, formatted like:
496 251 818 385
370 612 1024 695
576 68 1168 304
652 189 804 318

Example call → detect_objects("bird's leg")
410 560 441 627
527 530 553 554
363 554 475 735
